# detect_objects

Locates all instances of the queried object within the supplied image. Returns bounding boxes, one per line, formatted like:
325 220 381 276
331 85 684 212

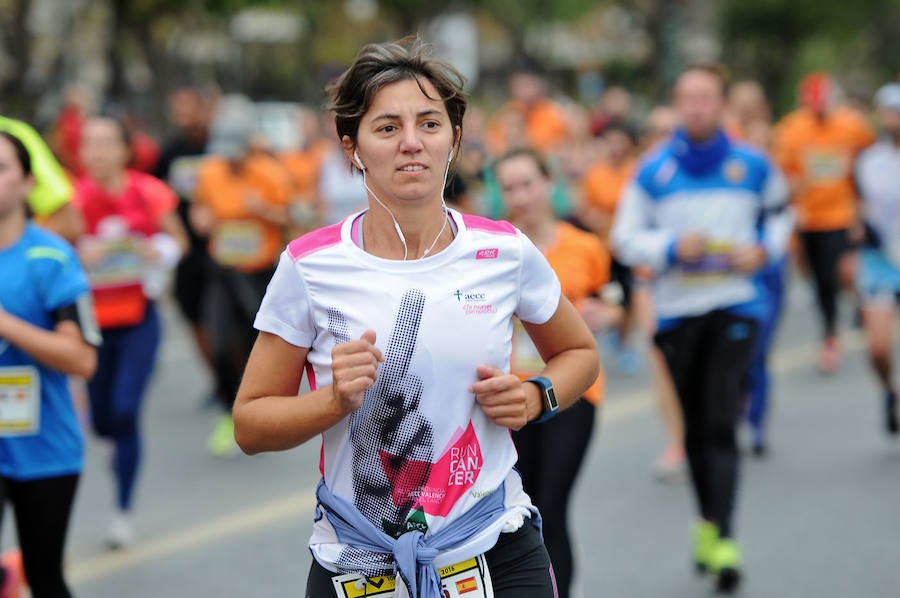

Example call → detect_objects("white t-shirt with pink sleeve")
254 207 561 573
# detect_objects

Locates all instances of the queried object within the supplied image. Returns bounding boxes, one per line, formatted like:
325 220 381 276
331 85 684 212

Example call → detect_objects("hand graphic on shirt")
326 291 435 531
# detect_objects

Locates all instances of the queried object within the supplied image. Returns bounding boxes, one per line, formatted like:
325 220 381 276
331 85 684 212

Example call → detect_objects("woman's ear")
341 135 358 170
451 125 462 163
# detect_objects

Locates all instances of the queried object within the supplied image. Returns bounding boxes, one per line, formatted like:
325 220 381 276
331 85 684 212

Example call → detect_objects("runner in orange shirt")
486 70 570 157
278 106 331 237
580 122 638 240
774 72 876 372
192 121 292 456
579 122 643 375
496 147 617 598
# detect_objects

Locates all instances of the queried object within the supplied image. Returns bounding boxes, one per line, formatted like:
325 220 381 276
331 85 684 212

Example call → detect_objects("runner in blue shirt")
612 65 792 593
0 130 100 597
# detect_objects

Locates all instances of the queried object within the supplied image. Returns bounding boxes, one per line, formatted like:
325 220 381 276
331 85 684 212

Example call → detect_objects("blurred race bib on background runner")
211 220 265 267
0 366 40 436
680 240 733 284
802 148 850 183
330 555 493 598
86 236 144 289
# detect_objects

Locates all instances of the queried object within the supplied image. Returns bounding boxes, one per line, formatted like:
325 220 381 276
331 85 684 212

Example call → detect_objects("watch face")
546 386 559 410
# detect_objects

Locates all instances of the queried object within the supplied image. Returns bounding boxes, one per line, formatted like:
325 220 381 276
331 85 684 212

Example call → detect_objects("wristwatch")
526 376 559 424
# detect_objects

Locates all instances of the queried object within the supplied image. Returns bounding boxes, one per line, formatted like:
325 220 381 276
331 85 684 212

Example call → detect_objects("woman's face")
348 77 457 205
0 137 31 220
495 154 551 227
603 129 635 163
80 118 129 179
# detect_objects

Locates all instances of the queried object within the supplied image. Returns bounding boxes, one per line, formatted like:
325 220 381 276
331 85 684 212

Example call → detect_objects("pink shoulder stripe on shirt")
461 214 517 236
288 222 343 260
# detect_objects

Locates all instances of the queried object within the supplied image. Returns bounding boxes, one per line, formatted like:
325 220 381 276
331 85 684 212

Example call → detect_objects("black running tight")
202 265 273 410
0 473 79 598
513 398 596 598
655 311 757 538
799 229 849 339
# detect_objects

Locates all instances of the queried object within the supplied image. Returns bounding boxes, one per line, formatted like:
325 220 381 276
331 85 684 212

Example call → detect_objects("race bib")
511 318 544 375
0 366 40 436
86 237 144 289
680 240 732 285
330 554 493 598
211 220 265 267
803 148 849 183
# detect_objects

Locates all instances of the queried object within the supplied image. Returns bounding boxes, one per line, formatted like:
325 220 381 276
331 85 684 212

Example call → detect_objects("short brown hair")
327 36 467 148
493 146 552 179
680 63 731 96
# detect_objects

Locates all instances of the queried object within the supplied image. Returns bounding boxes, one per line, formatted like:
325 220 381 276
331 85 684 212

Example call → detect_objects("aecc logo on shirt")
452 289 496 315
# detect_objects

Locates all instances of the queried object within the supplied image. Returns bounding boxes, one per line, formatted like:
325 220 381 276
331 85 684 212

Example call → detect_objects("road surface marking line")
68 492 315 585
68 331 865 584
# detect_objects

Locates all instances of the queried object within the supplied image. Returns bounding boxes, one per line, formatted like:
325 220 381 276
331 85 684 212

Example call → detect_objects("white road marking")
67 331 865 584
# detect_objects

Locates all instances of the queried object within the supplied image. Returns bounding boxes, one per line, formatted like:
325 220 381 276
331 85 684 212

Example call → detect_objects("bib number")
331 554 493 598
0 366 40 436
680 240 733 285
211 220 265 267
803 148 849 183
87 237 144 289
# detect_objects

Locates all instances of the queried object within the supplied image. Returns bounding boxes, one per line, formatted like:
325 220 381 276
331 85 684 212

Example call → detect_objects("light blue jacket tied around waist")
315 478 520 598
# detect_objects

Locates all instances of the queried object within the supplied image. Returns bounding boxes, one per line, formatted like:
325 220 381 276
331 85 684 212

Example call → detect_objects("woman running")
0 130 100 597
73 116 187 548
495 146 614 598
233 38 600 597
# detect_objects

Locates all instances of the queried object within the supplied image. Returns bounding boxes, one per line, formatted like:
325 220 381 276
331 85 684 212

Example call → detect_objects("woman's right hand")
330 330 384 414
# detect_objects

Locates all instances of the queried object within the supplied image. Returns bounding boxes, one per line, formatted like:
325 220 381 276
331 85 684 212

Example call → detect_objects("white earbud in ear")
353 150 365 171
448 148 454 163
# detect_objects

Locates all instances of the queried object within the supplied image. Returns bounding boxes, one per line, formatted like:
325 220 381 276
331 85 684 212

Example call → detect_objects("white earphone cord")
356 150 453 260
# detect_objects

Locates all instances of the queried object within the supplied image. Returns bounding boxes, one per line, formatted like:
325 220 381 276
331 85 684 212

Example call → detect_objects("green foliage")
721 0 900 114
475 0 598 25
201 0 290 15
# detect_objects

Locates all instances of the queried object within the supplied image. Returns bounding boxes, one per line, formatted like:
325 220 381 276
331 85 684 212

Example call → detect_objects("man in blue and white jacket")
611 65 792 594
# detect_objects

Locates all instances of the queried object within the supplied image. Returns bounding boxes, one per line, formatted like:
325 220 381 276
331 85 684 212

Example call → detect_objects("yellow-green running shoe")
208 413 237 457
710 538 742 593
693 521 719 574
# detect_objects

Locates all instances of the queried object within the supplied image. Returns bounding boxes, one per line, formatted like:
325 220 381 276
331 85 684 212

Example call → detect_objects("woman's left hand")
470 365 533 430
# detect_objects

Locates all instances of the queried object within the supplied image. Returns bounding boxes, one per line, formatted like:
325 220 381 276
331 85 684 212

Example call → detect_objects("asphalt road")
17 284 898 597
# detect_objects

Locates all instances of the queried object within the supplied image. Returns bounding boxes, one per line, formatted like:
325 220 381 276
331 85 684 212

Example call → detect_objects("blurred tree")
476 0 600 69
628 0 686 101
0 0 35 114
721 0 900 114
